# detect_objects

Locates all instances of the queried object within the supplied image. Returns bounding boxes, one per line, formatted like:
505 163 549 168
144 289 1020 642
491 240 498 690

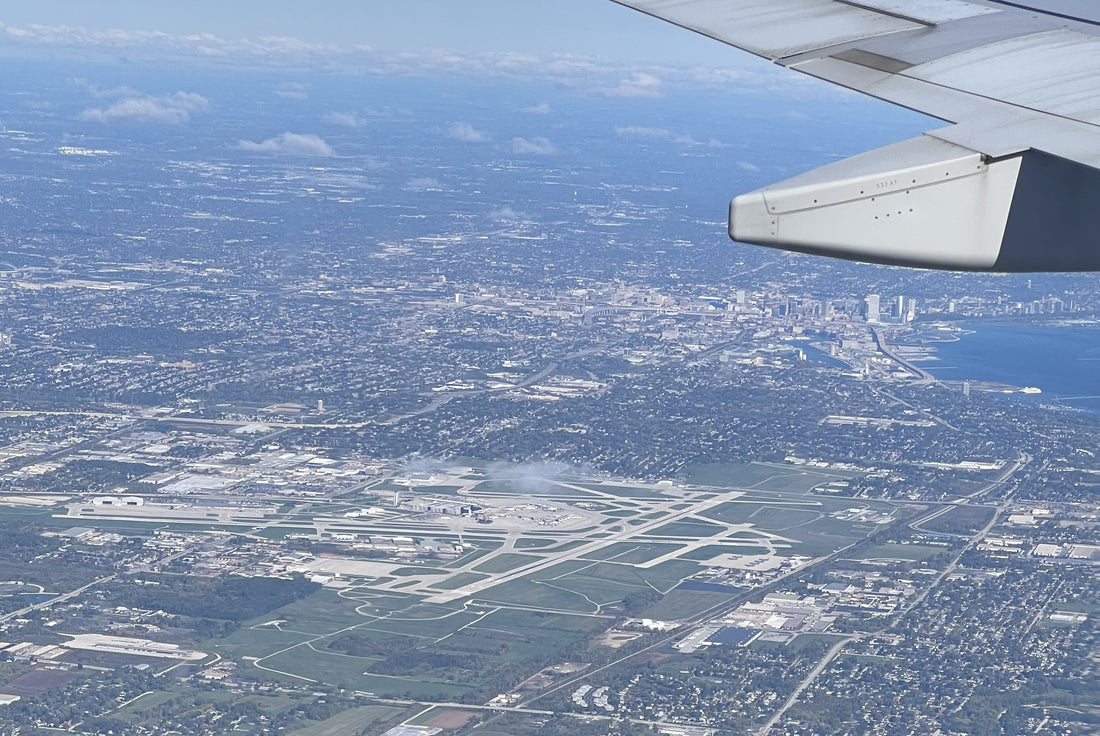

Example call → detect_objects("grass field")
685 463 777 487
640 589 734 620
427 572 490 591
116 687 333 729
289 706 406 736
701 501 820 527
444 545 501 568
648 519 727 538
782 531 863 557
390 566 450 577
113 690 183 721
749 507 822 529
574 559 699 593
565 483 671 500
853 543 948 562
474 480 596 498
579 542 682 564
513 538 555 549
680 544 770 561
537 540 588 554
920 504 996 534
334 591 423 617
362 609 487 639
756 632 848 652
699 502 768 525
443 608 607 663
212 626 314 660
0 506 64 522
475 555 700 613
247 590 372 635
475 579 595 613
261 648 474 699
255 526 316 540
473 553 544 574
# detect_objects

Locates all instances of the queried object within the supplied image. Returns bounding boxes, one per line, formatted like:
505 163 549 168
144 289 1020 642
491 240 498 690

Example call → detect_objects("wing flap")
908 30 1100 124
615 0 1100 143
615 0 922 60
844 0 1001 24
612 0 1100 270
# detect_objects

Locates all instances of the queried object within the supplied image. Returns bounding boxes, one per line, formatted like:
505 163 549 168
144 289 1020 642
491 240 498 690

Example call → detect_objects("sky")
0 0 751 68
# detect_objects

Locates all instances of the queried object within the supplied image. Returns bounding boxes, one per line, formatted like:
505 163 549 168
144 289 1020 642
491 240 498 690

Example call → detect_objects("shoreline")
909 321 1100 411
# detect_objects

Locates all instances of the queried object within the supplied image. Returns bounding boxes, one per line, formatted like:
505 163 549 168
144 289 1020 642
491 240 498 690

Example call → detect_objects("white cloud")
238 132 334 156
600 72 664 99
616 126 724 149
406 177 442 191
490 207 526 221
448 122 486 143
324 111 365 128
275 82 309 100
510 137 555 155
523 102 551 115
0 21 846 108
738 161 761 172
615 126 672 140
71 79 138 98
80 91 209 125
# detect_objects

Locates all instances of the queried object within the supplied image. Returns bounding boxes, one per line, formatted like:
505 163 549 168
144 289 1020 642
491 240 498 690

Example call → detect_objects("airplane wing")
611 0 1100 271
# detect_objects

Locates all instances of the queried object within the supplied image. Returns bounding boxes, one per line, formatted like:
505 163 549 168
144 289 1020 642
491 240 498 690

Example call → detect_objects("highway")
758 634 862 735
0 574 116 624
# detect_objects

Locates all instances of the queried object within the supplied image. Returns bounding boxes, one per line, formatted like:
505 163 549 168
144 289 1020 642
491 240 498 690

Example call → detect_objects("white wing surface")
612 0 1100 271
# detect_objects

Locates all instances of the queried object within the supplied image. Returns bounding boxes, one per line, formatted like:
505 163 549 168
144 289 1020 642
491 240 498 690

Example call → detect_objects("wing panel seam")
985 0 1100 26
834 0 935 27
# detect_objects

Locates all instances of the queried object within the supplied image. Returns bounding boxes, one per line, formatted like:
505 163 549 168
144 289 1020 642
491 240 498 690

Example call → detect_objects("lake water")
924 323 1100 412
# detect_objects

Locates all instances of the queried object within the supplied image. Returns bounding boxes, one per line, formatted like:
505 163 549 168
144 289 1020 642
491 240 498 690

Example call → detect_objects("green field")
853 543 949 562
390 566 450 577
289 706 406 736
648 519 727 538
113 687 353 731
513 538 555 549
701 501 822 528
244 590 372 635
443 544 502 568
685 462 776 487
475 579 595 613
255 526 316 540
565 483 671 500
362 609 487 639
443 608 607 663
261 648 475 699
474 480 597 498
749 506 822 529
680 544 770 561
686 462 860 493
427 572 490 591
474 554 701 613
579 542 682 564
640 589 734 620
699 502 768 525
920 504 996 534
764 632 848 652
473 553 544 574
572 560 699 593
